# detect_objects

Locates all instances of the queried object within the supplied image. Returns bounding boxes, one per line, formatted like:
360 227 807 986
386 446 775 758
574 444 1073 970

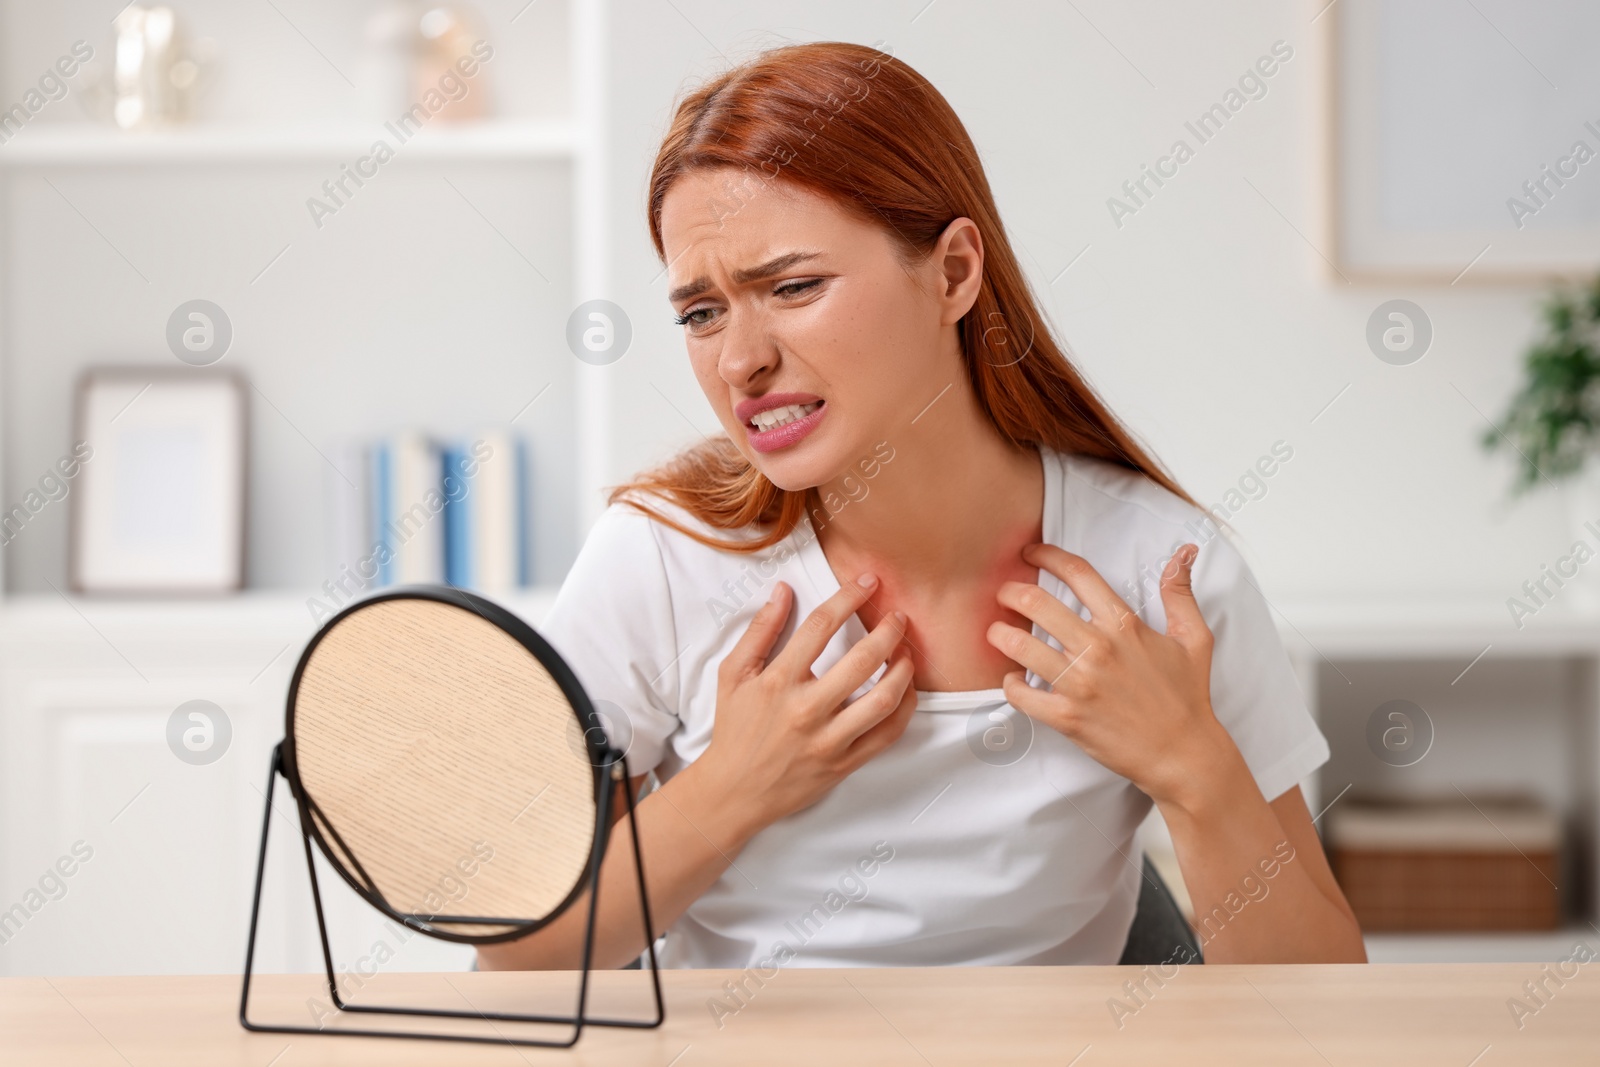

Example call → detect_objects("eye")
673 305 721 330
774 278 823 299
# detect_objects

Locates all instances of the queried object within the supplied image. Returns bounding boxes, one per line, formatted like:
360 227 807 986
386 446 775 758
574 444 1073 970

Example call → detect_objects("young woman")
478 42 1364 971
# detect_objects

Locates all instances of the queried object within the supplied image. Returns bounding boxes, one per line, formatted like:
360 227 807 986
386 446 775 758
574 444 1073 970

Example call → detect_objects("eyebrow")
667 250 823 304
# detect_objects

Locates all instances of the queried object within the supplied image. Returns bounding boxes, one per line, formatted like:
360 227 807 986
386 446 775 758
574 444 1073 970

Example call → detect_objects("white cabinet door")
0 602 306 977
0 592 555 977
0 675 279 976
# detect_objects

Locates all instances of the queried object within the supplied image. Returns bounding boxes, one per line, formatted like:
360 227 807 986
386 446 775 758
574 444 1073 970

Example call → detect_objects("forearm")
476 758 764 970
1157 728 1365 964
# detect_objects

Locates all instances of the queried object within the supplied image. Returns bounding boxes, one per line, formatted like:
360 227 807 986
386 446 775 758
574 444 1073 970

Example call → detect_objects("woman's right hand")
693 574 918 831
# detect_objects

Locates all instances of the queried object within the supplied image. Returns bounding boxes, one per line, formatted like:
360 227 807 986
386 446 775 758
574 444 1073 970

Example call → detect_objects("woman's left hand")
986 542 1230 808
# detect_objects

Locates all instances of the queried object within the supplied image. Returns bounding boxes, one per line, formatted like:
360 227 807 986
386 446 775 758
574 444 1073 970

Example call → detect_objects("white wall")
0 0 1589 979
0 0 1583 607
595 0 1573 610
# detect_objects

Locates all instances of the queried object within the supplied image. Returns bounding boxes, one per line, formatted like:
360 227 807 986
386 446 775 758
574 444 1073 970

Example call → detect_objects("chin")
751 455 830 493
743 439 849 494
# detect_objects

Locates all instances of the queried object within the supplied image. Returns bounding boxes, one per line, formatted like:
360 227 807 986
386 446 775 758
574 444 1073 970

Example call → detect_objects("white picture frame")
70 368 248 595
1324 0 1600 283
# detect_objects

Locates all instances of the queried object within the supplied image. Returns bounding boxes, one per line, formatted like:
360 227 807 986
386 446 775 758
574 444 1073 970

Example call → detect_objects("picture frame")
1322 0 1600 283
69 367 248 595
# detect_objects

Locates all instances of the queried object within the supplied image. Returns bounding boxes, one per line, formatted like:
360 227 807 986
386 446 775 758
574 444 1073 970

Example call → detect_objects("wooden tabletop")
2 964 1595 1065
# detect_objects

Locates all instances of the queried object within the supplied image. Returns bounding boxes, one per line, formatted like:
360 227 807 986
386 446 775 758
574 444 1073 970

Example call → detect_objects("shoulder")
1050 449 1214 547
1043 448 1252 613
567 492 780 605
596 490 773 559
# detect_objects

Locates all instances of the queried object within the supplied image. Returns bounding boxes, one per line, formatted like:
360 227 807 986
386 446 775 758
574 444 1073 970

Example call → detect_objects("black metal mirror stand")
238 742 664 1047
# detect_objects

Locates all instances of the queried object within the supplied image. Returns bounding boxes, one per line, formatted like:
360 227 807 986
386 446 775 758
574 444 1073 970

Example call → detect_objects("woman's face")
659 168 973 492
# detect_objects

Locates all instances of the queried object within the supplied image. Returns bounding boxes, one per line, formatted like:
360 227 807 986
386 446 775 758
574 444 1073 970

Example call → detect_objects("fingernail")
767 582 783 603
857 573 878 589
892 610 907 625
1182 544 1198 566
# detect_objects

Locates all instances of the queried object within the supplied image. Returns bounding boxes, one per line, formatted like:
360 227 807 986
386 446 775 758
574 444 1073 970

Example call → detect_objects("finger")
985 621 1078 688
842 646 920 762
1158 543 1213 653
828 642 915 745
810 607 908 710
994 580 1095 653
771 573 880 680
1023 544 1138 631
720 581 794 683
1002 670 1075 736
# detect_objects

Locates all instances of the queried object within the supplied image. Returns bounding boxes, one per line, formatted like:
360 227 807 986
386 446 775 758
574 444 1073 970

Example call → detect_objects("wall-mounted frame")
1323 0 1600 283
69 367 248 595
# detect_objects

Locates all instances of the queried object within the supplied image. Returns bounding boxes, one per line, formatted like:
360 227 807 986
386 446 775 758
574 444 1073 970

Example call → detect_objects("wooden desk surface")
2 964 1595 1065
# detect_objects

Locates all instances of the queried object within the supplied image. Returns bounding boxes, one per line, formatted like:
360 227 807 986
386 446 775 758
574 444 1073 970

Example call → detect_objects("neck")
811 383 1044 587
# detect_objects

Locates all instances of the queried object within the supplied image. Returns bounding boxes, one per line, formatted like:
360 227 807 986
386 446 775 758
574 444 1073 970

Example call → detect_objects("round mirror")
281 587 610 944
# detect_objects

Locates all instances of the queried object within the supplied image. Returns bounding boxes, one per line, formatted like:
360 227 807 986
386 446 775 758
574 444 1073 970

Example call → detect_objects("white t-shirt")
540 445 1328 968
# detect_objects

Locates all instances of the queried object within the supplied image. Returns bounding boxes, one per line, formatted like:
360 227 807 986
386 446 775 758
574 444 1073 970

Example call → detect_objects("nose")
717 305 777 389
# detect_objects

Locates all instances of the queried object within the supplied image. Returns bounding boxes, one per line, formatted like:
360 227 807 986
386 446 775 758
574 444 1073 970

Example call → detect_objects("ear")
933 217 984 326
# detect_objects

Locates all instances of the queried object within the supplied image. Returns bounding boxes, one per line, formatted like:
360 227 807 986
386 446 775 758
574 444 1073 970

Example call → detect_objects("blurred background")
2 0 1599 978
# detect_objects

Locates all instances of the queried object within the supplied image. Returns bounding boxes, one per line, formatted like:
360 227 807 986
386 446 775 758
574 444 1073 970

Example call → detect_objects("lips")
735 392 828 454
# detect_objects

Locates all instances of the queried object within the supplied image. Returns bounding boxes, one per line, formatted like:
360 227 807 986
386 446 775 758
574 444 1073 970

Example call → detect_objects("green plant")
1486 273 1600 491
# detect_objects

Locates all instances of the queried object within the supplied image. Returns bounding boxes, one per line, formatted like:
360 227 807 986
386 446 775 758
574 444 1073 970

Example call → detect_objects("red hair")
613 41 1194 551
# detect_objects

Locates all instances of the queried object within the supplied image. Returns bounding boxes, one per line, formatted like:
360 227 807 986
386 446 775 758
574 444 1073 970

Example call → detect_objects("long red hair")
612 41 1194 551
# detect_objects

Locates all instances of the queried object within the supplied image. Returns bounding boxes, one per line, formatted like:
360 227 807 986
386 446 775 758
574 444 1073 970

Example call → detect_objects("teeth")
751 401 820 431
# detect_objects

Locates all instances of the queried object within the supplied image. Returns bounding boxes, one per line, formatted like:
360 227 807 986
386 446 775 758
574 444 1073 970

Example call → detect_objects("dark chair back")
1117 854 1203 966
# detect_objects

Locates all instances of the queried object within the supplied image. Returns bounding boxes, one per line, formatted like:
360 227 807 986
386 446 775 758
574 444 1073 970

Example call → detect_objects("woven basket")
1326 795 1561 932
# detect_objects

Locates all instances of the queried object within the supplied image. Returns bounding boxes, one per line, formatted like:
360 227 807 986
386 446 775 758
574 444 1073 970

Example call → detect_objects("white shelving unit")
1278 601 1600 963
0 0 613 976
1135 600 1600 964
0 0 615 598
0 118 579 165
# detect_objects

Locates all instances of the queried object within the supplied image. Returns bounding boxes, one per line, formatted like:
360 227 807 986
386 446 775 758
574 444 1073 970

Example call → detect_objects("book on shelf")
322 429 530 602
443 432 530 592
371 432 446 586
323 435 369 587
